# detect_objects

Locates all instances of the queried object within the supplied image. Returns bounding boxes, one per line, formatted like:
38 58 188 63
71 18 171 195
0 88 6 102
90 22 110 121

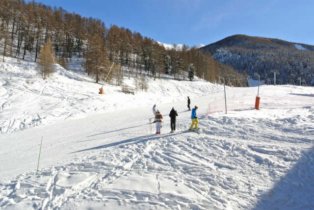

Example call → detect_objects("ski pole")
36 137 43 173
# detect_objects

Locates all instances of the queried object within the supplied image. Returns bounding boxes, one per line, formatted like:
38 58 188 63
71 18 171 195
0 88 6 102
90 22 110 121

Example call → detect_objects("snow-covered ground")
0 57 314 210
0 57 221 134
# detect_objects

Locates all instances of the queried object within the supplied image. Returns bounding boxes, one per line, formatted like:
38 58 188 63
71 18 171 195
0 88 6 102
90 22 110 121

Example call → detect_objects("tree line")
0 0 246 86
213 46 314 85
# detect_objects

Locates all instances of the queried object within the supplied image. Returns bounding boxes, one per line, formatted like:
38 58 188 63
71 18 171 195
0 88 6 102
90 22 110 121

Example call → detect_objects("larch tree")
39 39 55 79
85 34 110 83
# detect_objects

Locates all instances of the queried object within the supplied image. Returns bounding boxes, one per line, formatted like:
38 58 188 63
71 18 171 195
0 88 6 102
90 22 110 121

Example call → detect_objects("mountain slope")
0 58 314 209
0 57 222 134
0 83 313 209
201 34 314 85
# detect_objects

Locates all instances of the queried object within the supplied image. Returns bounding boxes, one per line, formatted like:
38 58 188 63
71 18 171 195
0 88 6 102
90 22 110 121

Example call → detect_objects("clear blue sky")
27 0 314 46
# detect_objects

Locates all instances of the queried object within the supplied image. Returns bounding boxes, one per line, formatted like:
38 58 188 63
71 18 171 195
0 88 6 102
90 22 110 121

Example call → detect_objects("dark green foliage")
188 64 195 81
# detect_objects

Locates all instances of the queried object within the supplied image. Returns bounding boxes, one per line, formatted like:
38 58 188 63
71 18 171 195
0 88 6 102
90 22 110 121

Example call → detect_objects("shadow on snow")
73 132 184 153
289 93 314 98
253 146 314 210
86 123 150 138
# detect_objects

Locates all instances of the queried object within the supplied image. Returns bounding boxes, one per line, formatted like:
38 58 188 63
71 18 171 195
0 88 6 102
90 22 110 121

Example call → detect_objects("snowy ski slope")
0 58 314 210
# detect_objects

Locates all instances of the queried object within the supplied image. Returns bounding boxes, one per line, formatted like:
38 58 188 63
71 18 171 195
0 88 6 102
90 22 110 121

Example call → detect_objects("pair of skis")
187 128 201 134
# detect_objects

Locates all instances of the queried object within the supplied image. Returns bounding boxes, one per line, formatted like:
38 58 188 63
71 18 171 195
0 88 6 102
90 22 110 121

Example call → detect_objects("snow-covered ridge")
0 57 221 134
157 42 204 50
294 44 308 51
157 41 185 50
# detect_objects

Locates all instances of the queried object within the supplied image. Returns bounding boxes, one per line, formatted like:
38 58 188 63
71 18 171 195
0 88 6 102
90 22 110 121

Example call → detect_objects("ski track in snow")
1 106 314 210
0 57 314 209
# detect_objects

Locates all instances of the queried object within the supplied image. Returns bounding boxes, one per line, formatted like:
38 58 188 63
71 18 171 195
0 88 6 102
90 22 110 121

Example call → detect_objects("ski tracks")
1 110 313 209
0 133 215 209
0 137 160 209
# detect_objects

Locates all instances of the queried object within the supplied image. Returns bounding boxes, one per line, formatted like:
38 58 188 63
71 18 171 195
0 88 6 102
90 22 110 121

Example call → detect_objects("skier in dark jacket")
187 96 191 111
169 107 178 132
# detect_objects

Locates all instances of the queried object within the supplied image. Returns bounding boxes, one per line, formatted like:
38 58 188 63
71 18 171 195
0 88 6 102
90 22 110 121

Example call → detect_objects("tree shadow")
253 146 314 210
73 132 183 153
290 93 314 97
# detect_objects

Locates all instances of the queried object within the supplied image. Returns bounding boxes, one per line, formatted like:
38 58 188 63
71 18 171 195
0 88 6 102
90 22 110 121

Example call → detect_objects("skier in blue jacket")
189 105 198 130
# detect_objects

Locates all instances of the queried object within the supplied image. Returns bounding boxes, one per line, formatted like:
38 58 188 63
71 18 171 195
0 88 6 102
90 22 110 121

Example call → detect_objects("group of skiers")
152 96 198 134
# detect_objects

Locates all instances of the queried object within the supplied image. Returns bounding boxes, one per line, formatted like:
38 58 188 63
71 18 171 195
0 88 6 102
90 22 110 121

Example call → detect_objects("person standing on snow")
189 105 198 130
169 107 178 133
187 96 191 111
155 110 163 134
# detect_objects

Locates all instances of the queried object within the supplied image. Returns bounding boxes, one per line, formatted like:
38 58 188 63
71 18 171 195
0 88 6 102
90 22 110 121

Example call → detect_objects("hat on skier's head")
195 105 198 109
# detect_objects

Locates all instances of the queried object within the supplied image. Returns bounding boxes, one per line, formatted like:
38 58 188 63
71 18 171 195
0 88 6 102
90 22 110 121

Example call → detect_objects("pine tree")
39 39 55 79
188 64 195 81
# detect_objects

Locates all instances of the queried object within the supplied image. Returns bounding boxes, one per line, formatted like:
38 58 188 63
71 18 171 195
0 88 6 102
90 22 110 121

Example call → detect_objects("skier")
155 110 163 134
187 96 191 111
169 107 178 133
189 105 198 130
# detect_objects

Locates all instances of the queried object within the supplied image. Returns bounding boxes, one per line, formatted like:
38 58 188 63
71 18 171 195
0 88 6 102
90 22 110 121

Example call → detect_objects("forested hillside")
201 35 314 85
0 0 246 86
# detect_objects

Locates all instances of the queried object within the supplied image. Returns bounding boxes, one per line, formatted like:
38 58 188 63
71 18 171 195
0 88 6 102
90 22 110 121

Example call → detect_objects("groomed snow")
0 57 314 210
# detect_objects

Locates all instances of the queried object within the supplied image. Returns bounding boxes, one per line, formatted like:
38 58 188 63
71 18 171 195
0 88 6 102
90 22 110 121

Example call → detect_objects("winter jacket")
191 108 197 119
169 109 178 120
155 112 163 122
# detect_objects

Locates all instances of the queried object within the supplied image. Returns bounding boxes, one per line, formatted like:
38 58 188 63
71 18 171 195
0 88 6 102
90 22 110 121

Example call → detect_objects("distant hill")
201 34 314 85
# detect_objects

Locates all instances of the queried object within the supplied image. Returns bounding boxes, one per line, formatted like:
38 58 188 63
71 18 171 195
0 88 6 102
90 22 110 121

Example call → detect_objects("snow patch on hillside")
213 48 241 63
294 44 307 51
157 42 185 50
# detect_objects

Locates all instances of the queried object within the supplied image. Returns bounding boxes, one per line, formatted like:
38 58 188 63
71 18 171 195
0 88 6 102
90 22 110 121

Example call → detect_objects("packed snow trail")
1 58 314 209
0 106 313 209
0 85 314 209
